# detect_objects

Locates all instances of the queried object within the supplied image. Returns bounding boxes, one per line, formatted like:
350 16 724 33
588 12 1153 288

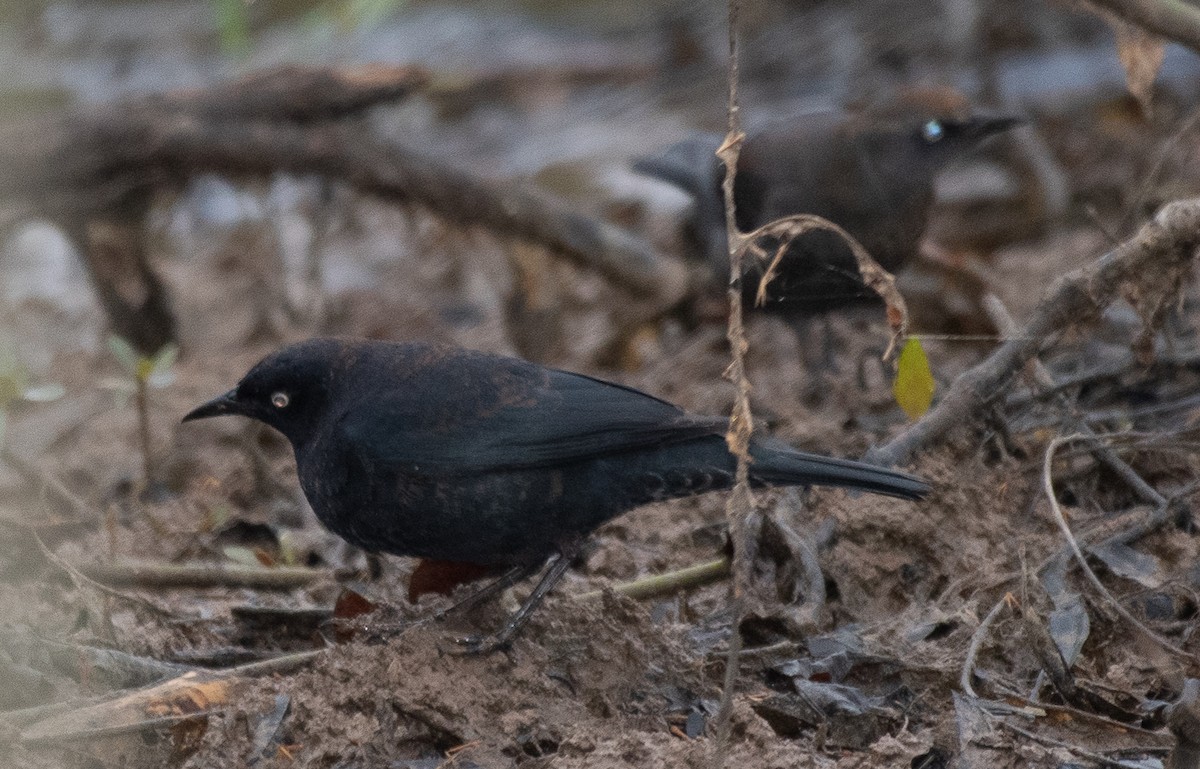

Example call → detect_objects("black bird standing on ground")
635 89 1020 314
184 337 927 651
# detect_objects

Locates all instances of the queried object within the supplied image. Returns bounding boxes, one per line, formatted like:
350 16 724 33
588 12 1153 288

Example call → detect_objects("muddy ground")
3 1 1200 767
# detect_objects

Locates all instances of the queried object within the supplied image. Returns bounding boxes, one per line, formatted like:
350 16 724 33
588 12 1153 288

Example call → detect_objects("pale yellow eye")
271 392 290 409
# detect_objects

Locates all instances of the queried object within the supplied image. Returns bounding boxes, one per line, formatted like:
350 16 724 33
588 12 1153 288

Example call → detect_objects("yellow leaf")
893 337 935 419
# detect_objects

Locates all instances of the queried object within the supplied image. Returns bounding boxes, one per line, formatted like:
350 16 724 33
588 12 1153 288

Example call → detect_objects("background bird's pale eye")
271 392 290 409
920 120 945 143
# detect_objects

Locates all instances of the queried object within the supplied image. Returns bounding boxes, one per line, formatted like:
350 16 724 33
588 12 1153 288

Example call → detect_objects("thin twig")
712 0 752 761
999 720 1163 768
1042 435 1196 662
577 558 730 601
33 533 176 618
961 595 1011 698
985 294 1168 510
16 648 324 746
1 446 91 517
77 560 331 590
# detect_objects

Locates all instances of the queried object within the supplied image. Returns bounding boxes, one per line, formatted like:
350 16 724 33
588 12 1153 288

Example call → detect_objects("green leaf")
214 0 252 56
148 344 179 388
0 347 29 406
343 0 405 30
277 530 300 567
151 344 179 375
135 357 155 382
107 335 140 375
205 503 230 532
0 375 22 407
893 337 935 420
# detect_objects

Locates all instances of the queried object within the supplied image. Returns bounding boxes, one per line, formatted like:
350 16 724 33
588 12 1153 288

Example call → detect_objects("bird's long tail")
749 437 929 500
631 134 724 196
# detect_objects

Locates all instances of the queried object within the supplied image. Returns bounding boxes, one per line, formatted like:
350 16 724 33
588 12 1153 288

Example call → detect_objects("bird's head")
183 338 351 446
853 86 1022 173
904 112 1021 158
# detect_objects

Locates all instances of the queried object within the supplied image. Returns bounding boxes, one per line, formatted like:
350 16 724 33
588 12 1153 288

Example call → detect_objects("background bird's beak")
182 389 242 422
969 115 1023 140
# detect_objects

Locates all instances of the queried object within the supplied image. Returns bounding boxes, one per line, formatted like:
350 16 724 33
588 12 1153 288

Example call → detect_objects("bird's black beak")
182 389 243 423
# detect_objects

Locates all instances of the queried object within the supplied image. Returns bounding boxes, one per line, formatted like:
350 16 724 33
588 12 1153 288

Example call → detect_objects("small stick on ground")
1 446 91 517
17 649 324 745
999 720 1164 768
76 560 332 591
577 558 730 602
1042 436 1196 663
985 293 1169 510
961 594 1012 699
33 533 175 618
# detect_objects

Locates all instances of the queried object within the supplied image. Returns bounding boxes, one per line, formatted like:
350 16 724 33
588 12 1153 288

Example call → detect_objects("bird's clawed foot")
446 632 515 656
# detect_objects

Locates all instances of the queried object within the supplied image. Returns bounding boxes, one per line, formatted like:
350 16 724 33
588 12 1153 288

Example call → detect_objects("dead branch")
868 198 1200 469
34 533 176 618
22 634 190 689
0 446 92 518
0 65 428 354
17 649 323 746
1084 0 1200 56
576 557 730 601
77 560 331 590
0 65 430 214
116 118 684 301
985 293 1168 509
999 720 1161 768
0 64 685 354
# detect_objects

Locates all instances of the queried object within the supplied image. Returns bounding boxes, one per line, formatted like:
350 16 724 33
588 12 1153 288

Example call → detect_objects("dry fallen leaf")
1096 6 1166 116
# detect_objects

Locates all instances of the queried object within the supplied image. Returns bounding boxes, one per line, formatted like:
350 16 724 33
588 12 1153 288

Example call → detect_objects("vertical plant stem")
106 503 117 560
136 375 153 485
713 0 756 761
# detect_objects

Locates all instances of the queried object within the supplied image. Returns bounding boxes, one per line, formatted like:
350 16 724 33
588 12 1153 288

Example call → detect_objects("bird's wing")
338 361 727 474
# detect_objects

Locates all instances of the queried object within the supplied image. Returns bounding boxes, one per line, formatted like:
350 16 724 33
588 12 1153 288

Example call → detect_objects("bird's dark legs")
787 315 838 405
454 544 580 655
433 562 541 621
820 314 839 373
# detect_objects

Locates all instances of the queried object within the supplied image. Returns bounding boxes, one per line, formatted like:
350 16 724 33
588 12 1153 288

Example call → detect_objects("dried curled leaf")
1099 8 1166 115
892 337 935 419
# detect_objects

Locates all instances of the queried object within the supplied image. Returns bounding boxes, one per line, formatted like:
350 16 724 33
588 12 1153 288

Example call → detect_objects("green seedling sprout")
213 0 252 56
0 343 65 451
106 336 178 487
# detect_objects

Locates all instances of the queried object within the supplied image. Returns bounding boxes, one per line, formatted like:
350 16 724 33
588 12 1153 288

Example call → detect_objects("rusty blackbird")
635 89 1020 313
184 337 927 651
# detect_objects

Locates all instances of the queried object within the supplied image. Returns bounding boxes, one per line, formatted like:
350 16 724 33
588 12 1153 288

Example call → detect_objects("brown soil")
5 27 1200 769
